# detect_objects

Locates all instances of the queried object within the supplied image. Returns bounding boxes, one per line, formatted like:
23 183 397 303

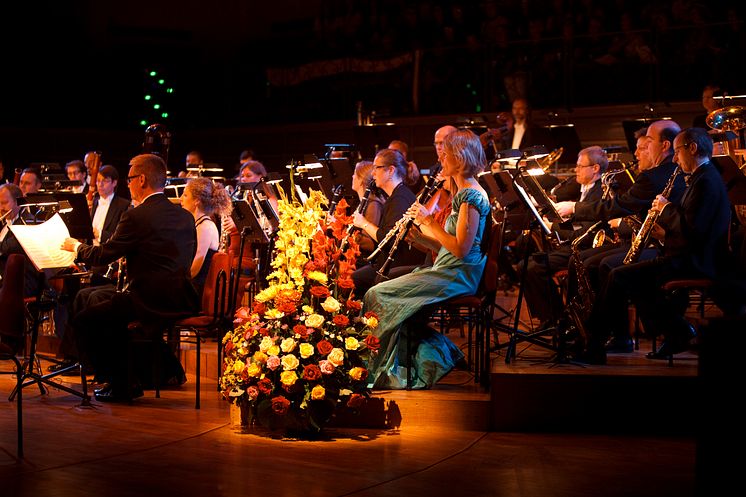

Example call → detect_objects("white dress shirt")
91 193 114 245
511 122 526 150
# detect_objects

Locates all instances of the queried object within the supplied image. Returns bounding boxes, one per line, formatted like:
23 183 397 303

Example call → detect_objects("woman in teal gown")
363 129 492 389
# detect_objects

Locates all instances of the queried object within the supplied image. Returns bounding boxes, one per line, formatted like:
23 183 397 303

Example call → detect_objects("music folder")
9 214 76 270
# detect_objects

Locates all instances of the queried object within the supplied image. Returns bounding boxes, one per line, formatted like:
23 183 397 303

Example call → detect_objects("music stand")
490 169 568 363
23 192 93 241
7 212 91 405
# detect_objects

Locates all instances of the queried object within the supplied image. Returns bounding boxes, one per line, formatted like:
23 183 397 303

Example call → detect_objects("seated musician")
0 183 44 297
65 160 89 195
519 146 606 329
388 140 425 195
349 160 383 262
60 154 199 402
584 128 731 363
180 177 232 297
351 148 426 297
19 168 42 196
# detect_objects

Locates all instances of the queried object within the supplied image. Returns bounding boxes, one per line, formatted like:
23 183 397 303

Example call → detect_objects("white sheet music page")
9 213 76 270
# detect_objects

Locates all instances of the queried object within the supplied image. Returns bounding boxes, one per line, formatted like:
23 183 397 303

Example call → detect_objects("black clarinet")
376 175 444 279
339 179 375 253
327 184 344 215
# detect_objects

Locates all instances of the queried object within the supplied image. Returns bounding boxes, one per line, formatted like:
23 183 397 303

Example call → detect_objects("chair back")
200 251 231 318
478 221 504 297
0 254 26 350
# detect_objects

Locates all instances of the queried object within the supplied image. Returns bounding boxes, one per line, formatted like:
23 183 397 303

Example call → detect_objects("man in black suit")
0 183 42 297
520 146 606 326
90 165 131 247
62 154 198 401
588 128 730 361
65 160 89 195
556 121 688 353
506 98 554 152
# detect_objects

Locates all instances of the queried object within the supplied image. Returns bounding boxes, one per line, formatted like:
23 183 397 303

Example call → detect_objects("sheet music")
9 213 76 270
513 181 552 235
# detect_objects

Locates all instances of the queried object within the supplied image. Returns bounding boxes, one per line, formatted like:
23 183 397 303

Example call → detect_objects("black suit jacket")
0 217 42 297
76 193 198 320
507 122 555 151
91 194 131 244
657 161 731 279
552 179 603 243
371 182 426 269
573 159 687 224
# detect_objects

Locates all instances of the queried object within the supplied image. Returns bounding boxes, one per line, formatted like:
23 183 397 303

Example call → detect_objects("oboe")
340 179 375 253
374 176 444 278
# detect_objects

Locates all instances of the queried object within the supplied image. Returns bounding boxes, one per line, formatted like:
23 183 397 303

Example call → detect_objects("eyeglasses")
374 165 390 170
575 164 594 169
673 143 692 153
126 173 143 184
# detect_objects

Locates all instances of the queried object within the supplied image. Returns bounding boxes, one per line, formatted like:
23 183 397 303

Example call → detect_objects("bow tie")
683 173 692 186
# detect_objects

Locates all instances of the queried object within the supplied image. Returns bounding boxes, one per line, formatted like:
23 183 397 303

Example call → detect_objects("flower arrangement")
220 188 380 433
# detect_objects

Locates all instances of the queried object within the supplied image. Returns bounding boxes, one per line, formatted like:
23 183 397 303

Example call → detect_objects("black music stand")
7 211 91 406
23 192 93 241
491 168 569 363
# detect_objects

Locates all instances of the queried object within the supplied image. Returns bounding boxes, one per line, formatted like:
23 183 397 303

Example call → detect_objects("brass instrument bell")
706 105 746 131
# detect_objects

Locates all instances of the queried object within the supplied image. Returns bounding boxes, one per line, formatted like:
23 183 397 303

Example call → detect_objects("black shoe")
646 324 696 359
605 337 633 353
94 383 144 403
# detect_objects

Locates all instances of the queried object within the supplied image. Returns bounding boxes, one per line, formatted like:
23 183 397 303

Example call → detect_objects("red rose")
316 339 333 355
346 393 365 408
333 314 350 327
271 396 291 416
224 341 235 354
252 301 267 314
364 311 379 320
293 324 308 337
257 378 273 395
364 334 381 352
302 364 322 381
346 299 362 311
277 302 296 314
310 285 330 298
259 327 270 337
337 277 355 289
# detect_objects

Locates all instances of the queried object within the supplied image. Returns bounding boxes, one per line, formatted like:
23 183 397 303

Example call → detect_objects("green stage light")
153 104 161 109
166 88 173 93
158 79 165 85
144 95 151 100
161 112 169 118
149 71 157 77
140 119 147 126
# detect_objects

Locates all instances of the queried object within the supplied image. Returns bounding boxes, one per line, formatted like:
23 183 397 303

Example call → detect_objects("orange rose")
333 314 350 327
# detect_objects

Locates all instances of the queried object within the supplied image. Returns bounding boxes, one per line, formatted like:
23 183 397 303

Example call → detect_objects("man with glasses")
588 128 730 361
61 154 199 402
520 146 606 330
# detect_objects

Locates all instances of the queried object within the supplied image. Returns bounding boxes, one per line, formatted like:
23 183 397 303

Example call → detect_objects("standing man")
62 153 198 402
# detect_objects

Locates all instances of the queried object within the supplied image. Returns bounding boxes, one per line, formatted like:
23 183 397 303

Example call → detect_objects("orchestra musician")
362 129 491 389
65 160 89 194
60 153 199 402
180 177 232 297
18 168 42 195
0 183 43 297
351 148 427 297
349 160 383 261
584 128 730 363
519 146 606 328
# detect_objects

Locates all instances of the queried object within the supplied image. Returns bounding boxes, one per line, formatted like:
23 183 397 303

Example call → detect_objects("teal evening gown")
363 188 492 389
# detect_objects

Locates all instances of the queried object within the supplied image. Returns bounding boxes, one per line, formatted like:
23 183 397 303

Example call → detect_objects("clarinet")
339 179 375 253
375 176 444 278
328 184 344 215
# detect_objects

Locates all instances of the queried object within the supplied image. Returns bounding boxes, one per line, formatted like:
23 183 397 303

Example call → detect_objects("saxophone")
565 220 605 348
622 167 681 265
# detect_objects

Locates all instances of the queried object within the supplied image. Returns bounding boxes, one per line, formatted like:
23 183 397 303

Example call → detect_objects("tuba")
143 123 172 166
707 105 746 169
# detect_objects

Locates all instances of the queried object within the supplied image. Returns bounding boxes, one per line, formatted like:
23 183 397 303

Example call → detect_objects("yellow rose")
259 336 274 353
305 314 325 328
232 359 245 374
264 308 285 320
268 345 280 356
307 271 328 284
349 367 368 381
281 354 299 371
328 348 345 367
310 385 325 400
299 343 315 359
280 337 297 353
302 305 314 315
252 351 268 364
364 316 379 329
246 362 262 378
344 336 359 351
321 296 341 313
280 370 298 387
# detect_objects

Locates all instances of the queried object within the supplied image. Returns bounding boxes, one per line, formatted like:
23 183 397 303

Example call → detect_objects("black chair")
0 254 26 458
